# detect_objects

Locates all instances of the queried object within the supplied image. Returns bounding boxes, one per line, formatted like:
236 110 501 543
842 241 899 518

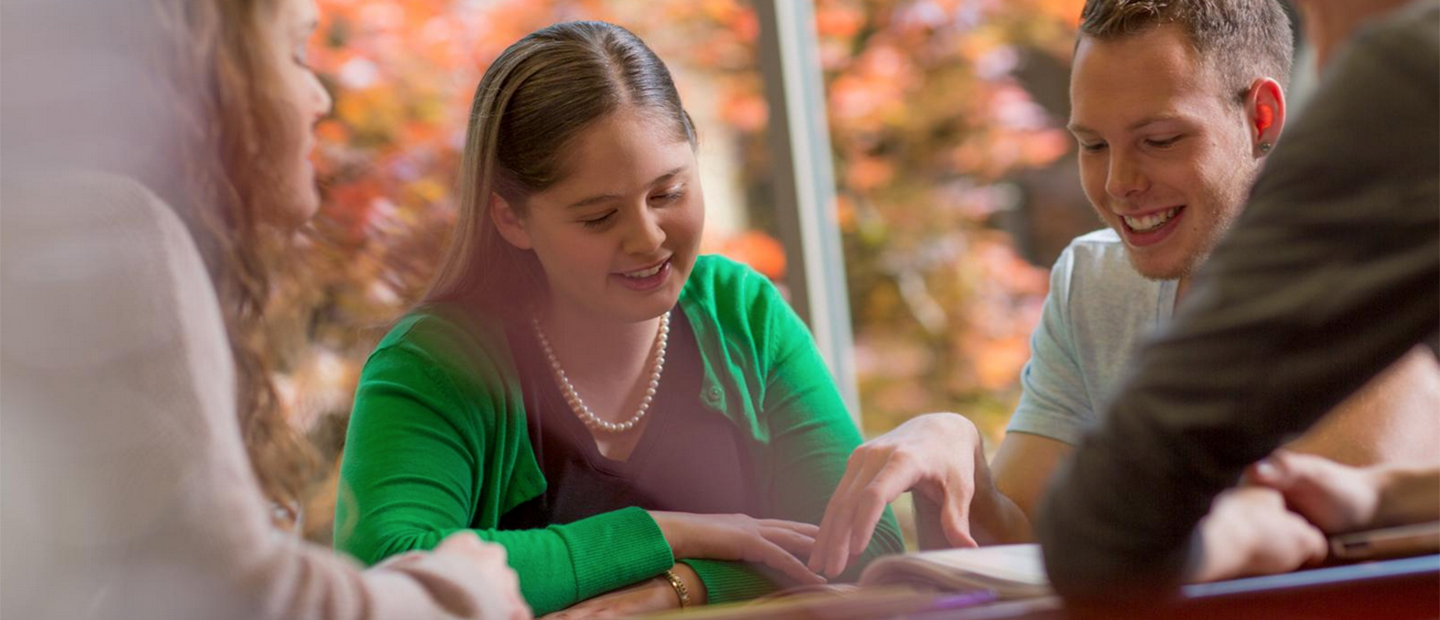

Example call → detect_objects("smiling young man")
1038 0 1440 599
808 0 1440 581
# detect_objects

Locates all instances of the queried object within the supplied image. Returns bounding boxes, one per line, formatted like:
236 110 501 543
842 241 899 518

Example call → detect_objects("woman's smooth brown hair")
424 21 696 316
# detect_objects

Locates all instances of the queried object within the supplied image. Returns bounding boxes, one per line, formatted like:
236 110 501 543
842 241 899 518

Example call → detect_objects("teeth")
623 261 666 279
1123 207 1180 232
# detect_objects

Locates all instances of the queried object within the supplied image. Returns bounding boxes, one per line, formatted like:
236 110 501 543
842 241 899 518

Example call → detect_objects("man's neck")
1175 276 1193 305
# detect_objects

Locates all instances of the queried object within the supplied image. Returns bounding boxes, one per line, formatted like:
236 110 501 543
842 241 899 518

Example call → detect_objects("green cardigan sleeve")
334 340 674 615
757 272 905 580
680 262 905 602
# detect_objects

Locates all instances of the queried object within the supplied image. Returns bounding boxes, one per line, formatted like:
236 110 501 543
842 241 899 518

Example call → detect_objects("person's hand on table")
810 413 991 578
1251 449 1440 535
1247 450 1385 533
1193 486 1328 582
648 511 825 585
540 564 702 620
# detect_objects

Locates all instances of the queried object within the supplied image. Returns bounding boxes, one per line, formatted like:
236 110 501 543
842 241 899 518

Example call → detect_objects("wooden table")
648 555 1440 620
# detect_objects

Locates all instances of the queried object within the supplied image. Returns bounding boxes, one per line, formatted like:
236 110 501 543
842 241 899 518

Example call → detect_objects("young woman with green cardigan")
335 21 903 618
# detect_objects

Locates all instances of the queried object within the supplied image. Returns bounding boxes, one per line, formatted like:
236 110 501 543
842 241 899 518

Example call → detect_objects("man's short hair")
1079 0 1294 99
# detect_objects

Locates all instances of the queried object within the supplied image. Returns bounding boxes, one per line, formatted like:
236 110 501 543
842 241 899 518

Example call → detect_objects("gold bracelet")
662 569 691 609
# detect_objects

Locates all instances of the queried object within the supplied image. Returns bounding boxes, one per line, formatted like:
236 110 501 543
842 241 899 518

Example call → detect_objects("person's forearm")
342 507 671 616
1281 349 1440 468
914 486 1033 548
971 486 1035 545
1374 466 1440 527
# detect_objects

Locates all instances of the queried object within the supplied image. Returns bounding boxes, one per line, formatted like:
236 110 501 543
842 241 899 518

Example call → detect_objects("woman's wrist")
649 510 691 558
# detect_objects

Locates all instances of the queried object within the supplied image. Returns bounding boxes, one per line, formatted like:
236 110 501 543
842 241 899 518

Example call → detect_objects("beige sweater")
1 172 510 620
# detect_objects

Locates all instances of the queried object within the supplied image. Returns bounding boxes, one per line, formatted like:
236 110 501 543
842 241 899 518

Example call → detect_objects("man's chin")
1127 254 1193 282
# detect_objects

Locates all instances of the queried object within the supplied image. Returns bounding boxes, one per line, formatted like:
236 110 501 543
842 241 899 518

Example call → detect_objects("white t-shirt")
1005 229 1180 445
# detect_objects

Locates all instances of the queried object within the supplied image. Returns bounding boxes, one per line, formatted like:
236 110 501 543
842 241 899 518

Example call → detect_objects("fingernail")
1253 459 1279 481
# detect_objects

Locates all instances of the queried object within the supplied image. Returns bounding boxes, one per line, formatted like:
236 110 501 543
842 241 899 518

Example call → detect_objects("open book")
853 524 1440 600
857 543 1053 599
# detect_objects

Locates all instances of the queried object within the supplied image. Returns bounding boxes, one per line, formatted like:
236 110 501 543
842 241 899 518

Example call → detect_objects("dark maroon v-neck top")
498 309 758 530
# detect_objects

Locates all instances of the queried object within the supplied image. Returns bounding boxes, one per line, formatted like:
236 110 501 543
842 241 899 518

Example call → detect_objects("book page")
859 544 1052 599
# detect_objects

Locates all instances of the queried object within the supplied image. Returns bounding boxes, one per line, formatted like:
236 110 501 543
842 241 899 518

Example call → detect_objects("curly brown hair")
154 0 319 521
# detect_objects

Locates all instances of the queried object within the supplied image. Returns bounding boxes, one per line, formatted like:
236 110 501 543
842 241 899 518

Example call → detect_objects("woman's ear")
490 193 532 250
1244 77 1287 158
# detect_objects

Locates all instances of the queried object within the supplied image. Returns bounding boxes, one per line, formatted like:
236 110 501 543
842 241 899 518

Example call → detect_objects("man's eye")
1146 135 1183 148
1079 141 1107 152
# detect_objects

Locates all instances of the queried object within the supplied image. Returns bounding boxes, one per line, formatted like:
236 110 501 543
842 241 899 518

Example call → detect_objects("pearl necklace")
531 311 670 433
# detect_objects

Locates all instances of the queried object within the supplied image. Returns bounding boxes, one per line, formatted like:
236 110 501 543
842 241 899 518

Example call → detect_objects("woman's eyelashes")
652 185 686 203
580 211 616 229
576 186 687 229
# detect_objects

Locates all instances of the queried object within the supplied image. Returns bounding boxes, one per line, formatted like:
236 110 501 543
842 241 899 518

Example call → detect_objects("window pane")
814 0 1093 440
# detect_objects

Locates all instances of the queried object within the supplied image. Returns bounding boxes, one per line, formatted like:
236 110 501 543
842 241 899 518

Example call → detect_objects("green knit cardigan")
334 255 903 615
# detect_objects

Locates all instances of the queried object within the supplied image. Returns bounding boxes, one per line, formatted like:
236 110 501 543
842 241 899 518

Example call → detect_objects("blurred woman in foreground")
0 0 528 618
